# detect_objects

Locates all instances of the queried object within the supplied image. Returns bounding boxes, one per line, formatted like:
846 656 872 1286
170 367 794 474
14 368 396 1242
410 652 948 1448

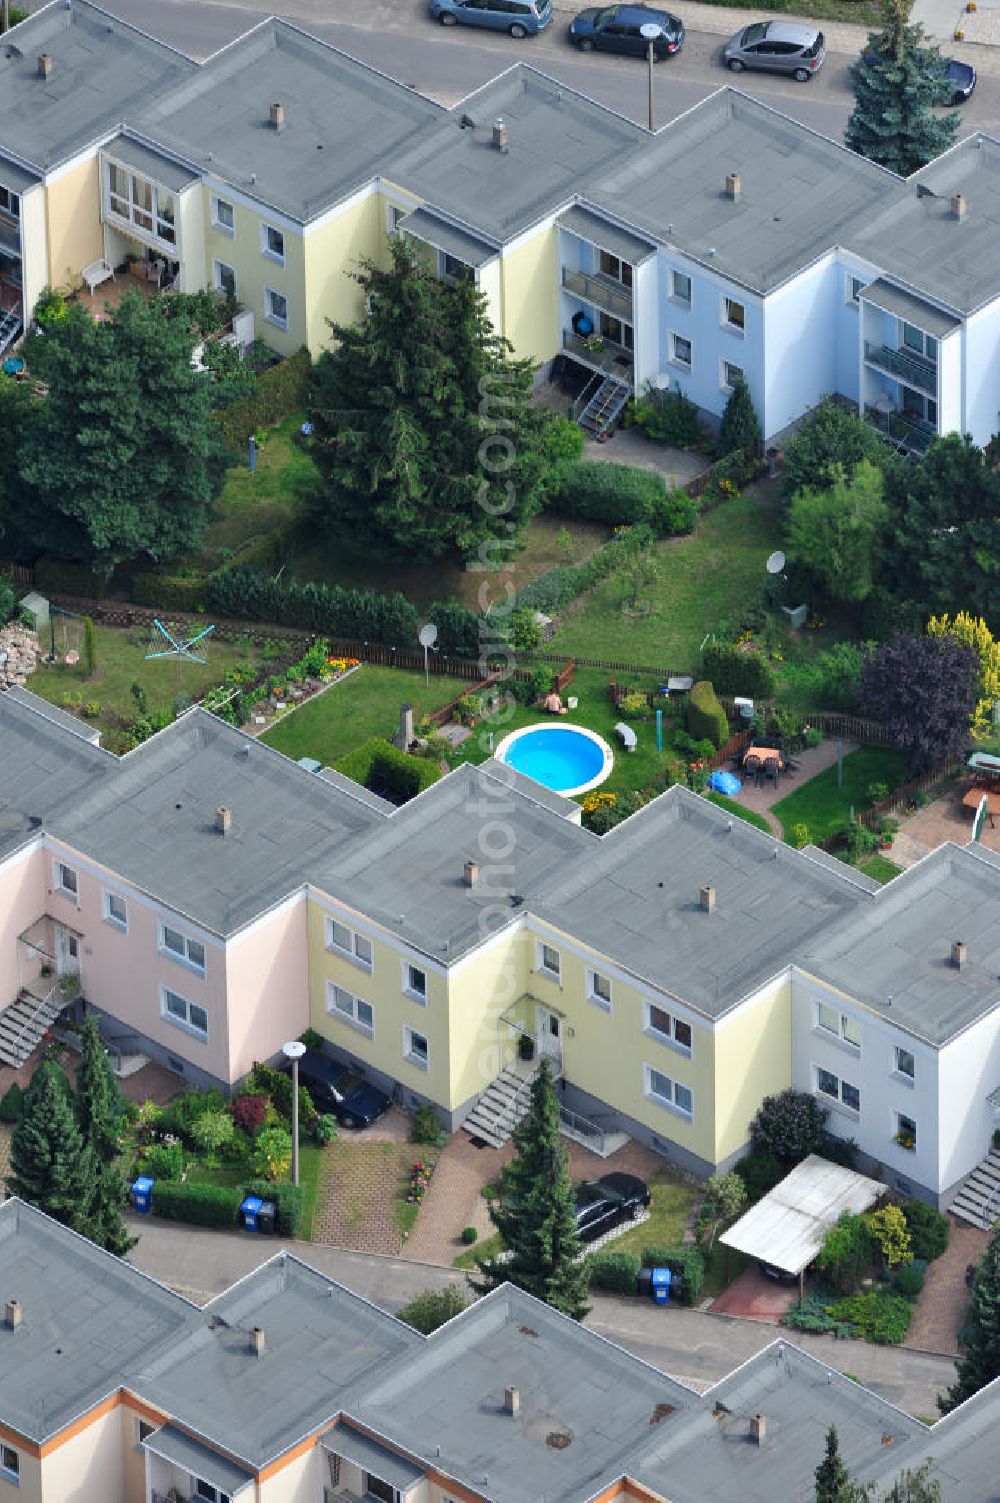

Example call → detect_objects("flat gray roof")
398 207 498 269
557 203 656 264
804 843 1000 1046
106 135 199 193
861 278 961 336
0 688 112 864
146 1425 254 1495
4 685 102 744
0 155 40 193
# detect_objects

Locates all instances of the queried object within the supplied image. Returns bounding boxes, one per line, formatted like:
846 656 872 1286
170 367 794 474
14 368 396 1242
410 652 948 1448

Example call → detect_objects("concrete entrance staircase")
463 1065 534 1149
950 1151 1000 1229
0 981 67 1068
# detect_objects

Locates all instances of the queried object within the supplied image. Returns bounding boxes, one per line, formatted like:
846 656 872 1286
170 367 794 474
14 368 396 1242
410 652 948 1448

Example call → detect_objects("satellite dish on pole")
766 550 786 575
418 622 438 688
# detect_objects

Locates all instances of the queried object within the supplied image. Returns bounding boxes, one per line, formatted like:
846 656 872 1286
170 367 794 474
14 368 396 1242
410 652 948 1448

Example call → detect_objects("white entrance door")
535 1005 563 1068
54 926 81 979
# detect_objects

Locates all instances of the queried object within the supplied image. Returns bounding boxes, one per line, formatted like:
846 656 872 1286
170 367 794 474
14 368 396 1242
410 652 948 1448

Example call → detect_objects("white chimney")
38 53 53 79
952 193 967 222
5 1300 21 1330
464 860 479 888
504 1385 520 1415
249 1326 265 1357
952 940 967 970
270 102 285 132
493 118 509 154
750 1413 766 1445
216 806 232 836
726 172 741 201
700 884 716 913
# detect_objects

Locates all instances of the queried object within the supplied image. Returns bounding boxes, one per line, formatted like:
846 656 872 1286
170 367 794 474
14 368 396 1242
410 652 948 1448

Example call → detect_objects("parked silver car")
724 20 825 82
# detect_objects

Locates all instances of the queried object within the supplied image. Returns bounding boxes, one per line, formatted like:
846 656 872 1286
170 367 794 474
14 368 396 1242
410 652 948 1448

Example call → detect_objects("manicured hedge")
701 643 776 701
686 680 729 749
205 566 418 645
336 738 442 800
902 1200 949 1262
640 1246 704 1306
214 349 313 450
586 1250 641 1294
149 1180 244 1227
131 573 207 612
549 462 698 539
243 1178 304 1237
517 523 655 615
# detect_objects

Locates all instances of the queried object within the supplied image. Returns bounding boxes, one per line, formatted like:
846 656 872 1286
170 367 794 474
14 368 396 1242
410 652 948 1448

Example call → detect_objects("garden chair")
744 754 762 788
764 760 780 788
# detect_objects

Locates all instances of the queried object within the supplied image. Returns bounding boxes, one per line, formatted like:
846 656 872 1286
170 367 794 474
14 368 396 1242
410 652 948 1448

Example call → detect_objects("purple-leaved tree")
859 633 978 774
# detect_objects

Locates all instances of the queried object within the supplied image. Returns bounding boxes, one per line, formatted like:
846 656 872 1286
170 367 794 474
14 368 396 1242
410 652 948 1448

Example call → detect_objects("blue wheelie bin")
131 1176 154 1214
240 1194 263 1232
651 1267 672 1306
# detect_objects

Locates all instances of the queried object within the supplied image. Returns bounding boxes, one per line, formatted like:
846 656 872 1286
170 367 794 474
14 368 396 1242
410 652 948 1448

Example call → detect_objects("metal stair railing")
975 1171 1000 1229
6 981 64 1063
559 1104 605 1156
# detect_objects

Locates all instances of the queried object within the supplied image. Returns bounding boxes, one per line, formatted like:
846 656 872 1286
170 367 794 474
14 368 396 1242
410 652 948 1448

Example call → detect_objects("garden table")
963 786 1000 829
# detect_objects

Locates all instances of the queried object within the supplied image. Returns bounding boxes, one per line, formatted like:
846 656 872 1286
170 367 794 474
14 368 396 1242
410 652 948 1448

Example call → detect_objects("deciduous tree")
845 0 958 174
787 459 888 603
927 613 1000 737
471 1057 590 1320
858 633 979 773
698 1173 747 1255
781 398 893 502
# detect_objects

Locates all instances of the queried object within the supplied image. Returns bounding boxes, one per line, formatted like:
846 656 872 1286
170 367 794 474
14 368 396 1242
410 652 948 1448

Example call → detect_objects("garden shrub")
749 1089 828 1164
214 348 312 449
780 1289 841 1335
628 383 703 449
639 1246 703 1306
150 1180 243 1228
902 1200 949 1263
586 1250 641 1294
162 1089 228 1146
410 1103 445 1146
516 523 655 616
866 1203 912 1268
818 1133 859 1170
205 566 420 646
461 1226 478 1245
830 1290 913 1344
424 600 481 658
780 397 892 501
245 1062 317 1131
685 680 729 749
251 1124 293 1179
131 574 207 612
396 1286 468 1334
701 643 776 700
335 738 442 800
816 1212 875 1295
734 1150 784 1201
314 1114 337 1146
138 1140 186 1181
299 1027 325 1052
191 1109 236 1158
243 1177 304 1236
893 1261 925 1298
549 461 666 526
651 488 699 537
0 1082 24 1123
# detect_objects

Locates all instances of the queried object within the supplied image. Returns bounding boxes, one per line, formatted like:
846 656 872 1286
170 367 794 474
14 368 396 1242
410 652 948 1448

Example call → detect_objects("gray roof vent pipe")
270 102 285 132
5 1300 21 1329
493 117 509 154
38 53 53 79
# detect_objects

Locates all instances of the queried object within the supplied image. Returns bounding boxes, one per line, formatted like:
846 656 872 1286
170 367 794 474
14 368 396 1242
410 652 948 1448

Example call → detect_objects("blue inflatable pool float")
707 770 741 796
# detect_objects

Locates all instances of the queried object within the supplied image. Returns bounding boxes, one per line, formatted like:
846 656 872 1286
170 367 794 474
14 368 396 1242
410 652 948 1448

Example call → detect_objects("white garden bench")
81 259 115 296
614 721 637 752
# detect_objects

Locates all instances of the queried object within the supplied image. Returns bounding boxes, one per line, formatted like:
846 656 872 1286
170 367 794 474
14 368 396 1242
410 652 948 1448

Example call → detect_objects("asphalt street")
126 1216 957 1421
90 0 1000 140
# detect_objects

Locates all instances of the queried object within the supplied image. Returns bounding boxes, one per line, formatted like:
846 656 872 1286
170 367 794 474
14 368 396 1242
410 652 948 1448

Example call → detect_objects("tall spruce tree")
6 1063 96 1233
470 1057 590 1321
75 1014 136 1258
845 0 958 175
717 373 762 458
308 237 551 560
940 1221 1000 1412
816 1424 851 1503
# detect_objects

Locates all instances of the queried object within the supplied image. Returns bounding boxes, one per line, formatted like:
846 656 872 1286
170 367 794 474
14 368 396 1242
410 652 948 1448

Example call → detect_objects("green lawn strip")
600 1173 697 1259
706 792 773 833
553 488 784 672
858 854 904 884
453 1231 500 1270
199 414 319 567
260 664 475 764
27 623 269 733
297 1144 323 1241
183 1161 249 1188
771 747 910 844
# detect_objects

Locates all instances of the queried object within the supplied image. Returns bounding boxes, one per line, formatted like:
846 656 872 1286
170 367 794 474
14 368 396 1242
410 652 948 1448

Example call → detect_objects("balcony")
561 266 632 321
0 216 20 260
562 329 634 380
864 406 935 456
864 341 936 396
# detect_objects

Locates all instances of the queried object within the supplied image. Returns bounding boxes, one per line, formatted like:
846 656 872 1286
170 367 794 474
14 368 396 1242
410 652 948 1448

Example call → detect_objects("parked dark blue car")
569 3 684 58
282 1047 391 1130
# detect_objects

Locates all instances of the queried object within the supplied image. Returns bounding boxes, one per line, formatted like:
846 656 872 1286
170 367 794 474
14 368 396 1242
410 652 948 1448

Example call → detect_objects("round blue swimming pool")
494 723 613 797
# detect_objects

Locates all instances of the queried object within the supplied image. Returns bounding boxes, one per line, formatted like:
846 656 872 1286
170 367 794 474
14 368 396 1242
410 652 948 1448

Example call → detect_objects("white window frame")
159 923 206 977
326 980 374 1037
722 295 746 334
901 321 937 362
212 195 235 235
644 1064 693 1119
0 1444 19 1482
537 941 561 979
161 986 208 1042
103 890 128 931
669 268 691 306
814 1064 860 1115
105 162 176 249
643 1000 692 1057
55 860 78 898
263 285 289 331
326 918 374 973
212 258 237 298
893 1045 915 1083
402 1024 430 1070
669 331 692 370
895 1110 917 1151
586 970 612 1011
261 222 285 265
402 961 427 1004
720 359 744 392
815 1002 861 1051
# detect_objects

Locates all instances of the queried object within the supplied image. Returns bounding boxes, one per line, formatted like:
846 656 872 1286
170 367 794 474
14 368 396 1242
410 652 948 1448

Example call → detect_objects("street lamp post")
282 1040 307 1187
640 24 660 131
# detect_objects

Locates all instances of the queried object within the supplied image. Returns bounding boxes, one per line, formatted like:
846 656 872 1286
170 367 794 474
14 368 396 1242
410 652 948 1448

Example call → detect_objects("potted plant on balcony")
583 333 604 355
517 1033 535 1063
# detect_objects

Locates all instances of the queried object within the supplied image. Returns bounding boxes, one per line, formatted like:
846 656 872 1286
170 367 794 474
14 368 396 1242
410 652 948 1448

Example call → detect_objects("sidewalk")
123 1217 957 1417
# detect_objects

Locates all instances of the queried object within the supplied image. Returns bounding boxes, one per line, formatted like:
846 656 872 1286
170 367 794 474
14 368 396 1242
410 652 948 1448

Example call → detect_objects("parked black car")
281 1047 391 1130
569 4 684 59
573 1172 651 1242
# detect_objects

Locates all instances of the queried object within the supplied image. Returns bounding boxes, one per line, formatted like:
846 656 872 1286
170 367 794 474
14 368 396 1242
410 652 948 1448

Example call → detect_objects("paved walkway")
729 734 859 840
888 776 1000 870
120 1220 957 1417
905 1215 989 1355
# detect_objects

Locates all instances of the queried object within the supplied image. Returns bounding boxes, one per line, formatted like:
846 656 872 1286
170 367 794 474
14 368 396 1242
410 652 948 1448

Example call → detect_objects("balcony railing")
561 267 632 321
864 341 937 396
563 329 634 378
0 218 20 259
864 406 936 456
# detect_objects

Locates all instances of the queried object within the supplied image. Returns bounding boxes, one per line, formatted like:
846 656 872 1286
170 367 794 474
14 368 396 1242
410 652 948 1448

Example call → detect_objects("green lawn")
554 486 784 671
260 664 476 764
772 747 910 844
602 1172 697 1259
706 792 773 834
858 854 904 884
26 623 272 748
